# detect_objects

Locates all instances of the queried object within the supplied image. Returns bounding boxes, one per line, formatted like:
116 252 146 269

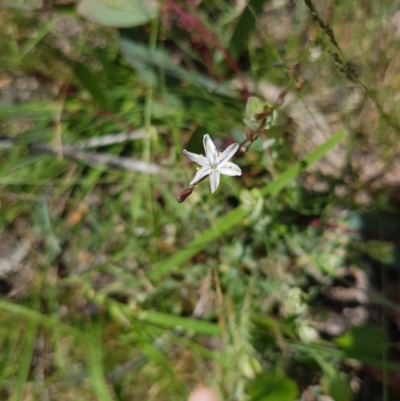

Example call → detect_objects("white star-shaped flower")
183 134 242 193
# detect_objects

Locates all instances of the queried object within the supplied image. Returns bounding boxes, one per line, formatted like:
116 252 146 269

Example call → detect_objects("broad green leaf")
120 37 236 97
77 0 158 28
247 369 298 401
74 62 109 110
229 0 268 59
347 211 400 241
149 130 346 280
0 0 40 10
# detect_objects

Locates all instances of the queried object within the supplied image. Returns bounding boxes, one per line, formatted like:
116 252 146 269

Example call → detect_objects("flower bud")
292 61 301 78
177 187 193 203
294 77 307 92
275 90 286 106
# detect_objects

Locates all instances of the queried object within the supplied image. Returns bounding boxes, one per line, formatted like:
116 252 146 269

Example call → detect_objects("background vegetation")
1 0 400 400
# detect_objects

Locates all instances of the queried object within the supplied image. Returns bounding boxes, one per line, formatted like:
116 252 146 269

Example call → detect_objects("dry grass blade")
30 142 164 174
75 129 147 149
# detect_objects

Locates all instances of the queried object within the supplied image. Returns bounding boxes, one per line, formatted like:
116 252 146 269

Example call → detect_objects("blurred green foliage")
1 1 400 401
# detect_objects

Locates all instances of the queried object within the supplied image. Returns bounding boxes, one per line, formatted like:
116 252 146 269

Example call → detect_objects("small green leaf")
265 110 275 129
77 0 158 28
262 138 275 150
247 369 298 401
321 372 352 401
334 324 388 358
243 117 259 131
245 96 264 119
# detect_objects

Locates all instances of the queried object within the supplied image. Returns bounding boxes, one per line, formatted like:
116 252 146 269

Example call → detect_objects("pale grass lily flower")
183 134 242 193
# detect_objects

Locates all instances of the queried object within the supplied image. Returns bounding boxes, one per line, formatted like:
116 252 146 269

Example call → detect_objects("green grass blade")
105 298 220 336
0 300 86 339
88 322 115 401
263 129 346 196
11 320 37 401
138 311 221 336
20 16 60 59
149 207 246 280
149 130 346 280
291 341 400 372
0 100 57 118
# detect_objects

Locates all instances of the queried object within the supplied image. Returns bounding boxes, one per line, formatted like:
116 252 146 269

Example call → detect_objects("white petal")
203 134 218 165
216 162 242 176
183 150 210 167
217 143 239 164
190 166 212 186
209 170 220 193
